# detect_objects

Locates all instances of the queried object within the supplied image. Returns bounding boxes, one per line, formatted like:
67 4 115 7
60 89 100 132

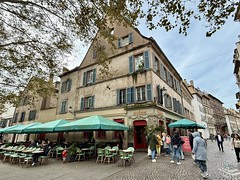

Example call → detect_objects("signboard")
181 136 192 153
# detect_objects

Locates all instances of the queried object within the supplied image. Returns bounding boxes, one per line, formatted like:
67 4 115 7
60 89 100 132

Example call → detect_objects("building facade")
56 23 194 149
225 108 240 135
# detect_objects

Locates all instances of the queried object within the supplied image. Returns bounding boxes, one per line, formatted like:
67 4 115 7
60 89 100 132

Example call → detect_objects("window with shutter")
60 100 67 114
146 84 152 101
136 86 146 102
117 89 126 105
19 112 25 122
28 110 36 121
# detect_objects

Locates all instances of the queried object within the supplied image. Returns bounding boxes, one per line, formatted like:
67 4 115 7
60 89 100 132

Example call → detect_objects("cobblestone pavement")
0 140 239 180
103 140 240 180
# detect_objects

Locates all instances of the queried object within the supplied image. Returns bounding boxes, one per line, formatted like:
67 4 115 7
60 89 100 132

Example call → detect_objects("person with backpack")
170 132 182 165
162 133 171 156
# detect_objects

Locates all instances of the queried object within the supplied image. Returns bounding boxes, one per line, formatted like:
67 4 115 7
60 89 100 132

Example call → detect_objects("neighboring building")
234 36 240 109
225 108 240 135
186 80 209 139
56 22 193 150
0 103 15 141
11 77 59 142
208 94 226 134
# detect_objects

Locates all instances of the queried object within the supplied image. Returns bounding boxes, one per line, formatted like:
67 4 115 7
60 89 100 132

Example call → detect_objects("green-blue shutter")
80 98 84 110
129 56 134 73
146 84 152 101
116 89 120 105
127 88 131 103
91 96 95 109
144 51 149 69
129 33 133 43
118 38 121 48
83 72 86 86
131 87 135 103
92 69 96 83
67 79 72 92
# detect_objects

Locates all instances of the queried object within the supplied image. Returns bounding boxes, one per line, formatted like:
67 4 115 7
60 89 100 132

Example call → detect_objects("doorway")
133 120 147 149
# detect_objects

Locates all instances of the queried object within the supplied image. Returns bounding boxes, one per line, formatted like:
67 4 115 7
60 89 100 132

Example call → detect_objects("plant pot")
66 154 75 162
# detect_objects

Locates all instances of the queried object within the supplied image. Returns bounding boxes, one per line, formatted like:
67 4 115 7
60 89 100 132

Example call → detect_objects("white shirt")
218 135 222 142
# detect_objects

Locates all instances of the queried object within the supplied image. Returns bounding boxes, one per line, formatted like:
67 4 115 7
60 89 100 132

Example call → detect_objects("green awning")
55 115 129 132
4 122 42 134
23 119 69 133
0 124 23 134
168 118 198 128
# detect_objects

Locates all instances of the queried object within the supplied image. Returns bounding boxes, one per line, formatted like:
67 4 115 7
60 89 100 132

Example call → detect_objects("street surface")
0 140 239 180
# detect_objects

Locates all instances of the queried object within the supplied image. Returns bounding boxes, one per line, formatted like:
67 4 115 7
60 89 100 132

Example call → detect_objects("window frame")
60 100 67 114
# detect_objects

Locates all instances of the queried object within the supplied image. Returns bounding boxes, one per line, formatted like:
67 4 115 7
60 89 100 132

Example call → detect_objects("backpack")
180 138 185 145
166 137 171 144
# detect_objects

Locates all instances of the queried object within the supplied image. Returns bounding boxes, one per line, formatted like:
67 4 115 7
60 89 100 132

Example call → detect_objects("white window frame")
136 86 146 101
87 70 93 84
119 89 126 104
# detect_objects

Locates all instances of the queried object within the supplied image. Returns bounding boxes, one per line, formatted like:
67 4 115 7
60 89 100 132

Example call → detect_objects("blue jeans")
166 147 170 154
196 160 207 173
151 149 156 160
171 146 180 162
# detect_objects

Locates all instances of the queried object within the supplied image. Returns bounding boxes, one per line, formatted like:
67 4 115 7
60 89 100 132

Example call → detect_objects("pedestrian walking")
231 134 240 163
170 132 181 165
192 132 208 179
149 132 158 162
162 133 171 156
156 132 162 157
215 133 224 152
188 129 194 150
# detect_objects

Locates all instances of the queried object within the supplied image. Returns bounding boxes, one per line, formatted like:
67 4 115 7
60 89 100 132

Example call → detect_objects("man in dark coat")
188 130 194 150
215 133 224 152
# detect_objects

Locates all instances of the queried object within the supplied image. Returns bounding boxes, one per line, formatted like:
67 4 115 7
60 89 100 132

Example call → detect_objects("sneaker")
155 156 157 159
152 159 156 163
31 162 35 166
177 162 181 165
170 160 174 163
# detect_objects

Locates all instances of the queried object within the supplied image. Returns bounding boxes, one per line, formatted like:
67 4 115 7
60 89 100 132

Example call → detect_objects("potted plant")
128 126 134 147
66 143 76 162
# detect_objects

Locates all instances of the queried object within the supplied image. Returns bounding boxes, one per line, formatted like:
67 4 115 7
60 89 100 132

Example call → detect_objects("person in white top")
232 134 240 163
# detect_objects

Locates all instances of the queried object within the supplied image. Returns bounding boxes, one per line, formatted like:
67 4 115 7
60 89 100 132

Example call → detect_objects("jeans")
196 160 207 173
234 147 240 162
171 146 180 162
217 142 224 151
166 147 170 154
151 149 156 160
179 145 185 159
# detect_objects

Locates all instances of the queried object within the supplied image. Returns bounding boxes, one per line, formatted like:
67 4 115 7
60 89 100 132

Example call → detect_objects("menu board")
181 136 192 153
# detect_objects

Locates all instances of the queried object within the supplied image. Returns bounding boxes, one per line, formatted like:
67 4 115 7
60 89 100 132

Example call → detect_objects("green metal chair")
103 149 114 164
39 148 52 165
127 147 135 163
75 148 85 162
118 150 130 167
96 148 104 163
86 146 95 158
56 147 64 160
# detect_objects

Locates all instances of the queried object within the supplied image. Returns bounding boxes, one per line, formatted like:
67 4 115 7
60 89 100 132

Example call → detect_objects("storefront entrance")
133 120 147 149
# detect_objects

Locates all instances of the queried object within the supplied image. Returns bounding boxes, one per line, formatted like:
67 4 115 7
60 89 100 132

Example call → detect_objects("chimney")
62 67 69 74
190 80 194 86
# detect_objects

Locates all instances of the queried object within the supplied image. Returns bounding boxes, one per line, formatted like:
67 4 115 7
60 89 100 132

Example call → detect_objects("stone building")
56 22 194 150
225 108 240 135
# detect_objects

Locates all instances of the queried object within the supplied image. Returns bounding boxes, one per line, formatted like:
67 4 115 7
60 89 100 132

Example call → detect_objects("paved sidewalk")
0 140 239 180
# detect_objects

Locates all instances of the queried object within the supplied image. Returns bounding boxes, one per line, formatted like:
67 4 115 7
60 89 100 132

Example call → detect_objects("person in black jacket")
170 132 182 165
188 130 194 150
215 133 224 152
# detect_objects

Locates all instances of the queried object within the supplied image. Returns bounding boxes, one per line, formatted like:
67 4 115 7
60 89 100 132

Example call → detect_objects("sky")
67 15 240 110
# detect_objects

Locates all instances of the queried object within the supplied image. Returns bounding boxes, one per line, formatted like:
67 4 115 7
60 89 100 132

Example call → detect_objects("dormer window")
117 33 133 48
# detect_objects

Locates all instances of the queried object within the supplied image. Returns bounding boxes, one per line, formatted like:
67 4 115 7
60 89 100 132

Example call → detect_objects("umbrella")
168 118 198 128
4 122 42 134
0 124 23 134
55 115 129 132
23 119 69 133
196 124 206 129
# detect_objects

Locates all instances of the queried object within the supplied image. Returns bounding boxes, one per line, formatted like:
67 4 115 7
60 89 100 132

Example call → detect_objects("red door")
133 120 147 149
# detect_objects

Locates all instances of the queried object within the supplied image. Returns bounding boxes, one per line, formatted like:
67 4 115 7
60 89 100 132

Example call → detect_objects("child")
62 149 67 163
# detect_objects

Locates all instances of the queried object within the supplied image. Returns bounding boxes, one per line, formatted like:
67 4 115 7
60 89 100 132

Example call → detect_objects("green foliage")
0 0 238 106
144 124 166 135
68 143 77 155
